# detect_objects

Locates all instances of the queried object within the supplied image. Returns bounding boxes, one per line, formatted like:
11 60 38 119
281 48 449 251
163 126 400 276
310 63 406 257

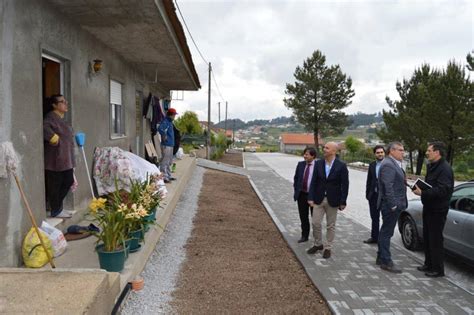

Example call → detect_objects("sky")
171 0 473 122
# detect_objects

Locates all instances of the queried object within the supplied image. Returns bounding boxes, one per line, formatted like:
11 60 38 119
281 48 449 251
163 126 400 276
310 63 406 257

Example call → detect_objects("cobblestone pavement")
245 153 474 315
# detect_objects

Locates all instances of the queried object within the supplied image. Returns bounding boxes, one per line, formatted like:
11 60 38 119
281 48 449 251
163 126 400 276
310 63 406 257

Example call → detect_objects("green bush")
455 161 469 174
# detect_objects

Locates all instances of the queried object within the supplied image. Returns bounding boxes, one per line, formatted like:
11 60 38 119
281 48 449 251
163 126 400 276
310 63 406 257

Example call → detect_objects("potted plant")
88 197 128 272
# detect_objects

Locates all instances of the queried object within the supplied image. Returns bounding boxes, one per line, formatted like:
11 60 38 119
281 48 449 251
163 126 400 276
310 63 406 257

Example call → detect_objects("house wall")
281 144 309 153
0 0 166 267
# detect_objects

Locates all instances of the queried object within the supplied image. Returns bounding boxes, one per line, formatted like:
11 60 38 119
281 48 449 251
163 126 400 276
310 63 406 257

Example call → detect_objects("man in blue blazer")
307 142 349 259
363 145 385 244
293 147 317 243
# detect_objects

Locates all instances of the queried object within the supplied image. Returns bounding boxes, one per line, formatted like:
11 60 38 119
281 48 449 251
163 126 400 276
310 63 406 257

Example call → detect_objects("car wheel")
401 215 421 251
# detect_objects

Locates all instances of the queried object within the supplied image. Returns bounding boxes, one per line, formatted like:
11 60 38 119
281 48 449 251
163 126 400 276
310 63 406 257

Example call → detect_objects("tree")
284 50 355 149
345 136 364 155
467 51 474 71
377 64 438 174
174 111 202 135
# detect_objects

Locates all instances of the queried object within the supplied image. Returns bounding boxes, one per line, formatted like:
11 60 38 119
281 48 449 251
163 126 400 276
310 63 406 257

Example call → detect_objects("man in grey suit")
376 142 408 273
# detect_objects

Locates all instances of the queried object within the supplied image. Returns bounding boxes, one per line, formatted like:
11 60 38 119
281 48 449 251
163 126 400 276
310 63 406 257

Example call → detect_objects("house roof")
280 133 324 145
47 0 200 91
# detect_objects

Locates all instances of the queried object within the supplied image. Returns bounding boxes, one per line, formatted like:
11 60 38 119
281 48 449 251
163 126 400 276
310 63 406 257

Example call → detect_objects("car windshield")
450 185 474 213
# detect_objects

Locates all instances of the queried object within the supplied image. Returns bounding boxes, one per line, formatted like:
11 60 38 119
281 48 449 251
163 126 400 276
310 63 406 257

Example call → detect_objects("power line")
174 0 208 65
174 0 226 103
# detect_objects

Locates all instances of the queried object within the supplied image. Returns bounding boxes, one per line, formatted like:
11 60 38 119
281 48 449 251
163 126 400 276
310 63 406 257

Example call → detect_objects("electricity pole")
224 101 228 134
207 63 211 160
218 102 221 123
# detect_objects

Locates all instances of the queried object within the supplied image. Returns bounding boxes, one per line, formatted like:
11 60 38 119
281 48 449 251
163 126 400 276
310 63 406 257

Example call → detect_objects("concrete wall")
0 0 166 267
281 144 308 153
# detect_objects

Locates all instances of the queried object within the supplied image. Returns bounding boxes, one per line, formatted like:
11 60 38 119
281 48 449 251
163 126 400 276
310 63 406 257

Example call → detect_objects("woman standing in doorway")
43 94 75 218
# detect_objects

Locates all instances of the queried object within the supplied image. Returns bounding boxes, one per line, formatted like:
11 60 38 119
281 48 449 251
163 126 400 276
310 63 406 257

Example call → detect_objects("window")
450 185 474 212
110 80 124 137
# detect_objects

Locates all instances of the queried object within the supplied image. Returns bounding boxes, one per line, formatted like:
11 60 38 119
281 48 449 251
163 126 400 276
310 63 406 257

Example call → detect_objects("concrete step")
0 268 120 315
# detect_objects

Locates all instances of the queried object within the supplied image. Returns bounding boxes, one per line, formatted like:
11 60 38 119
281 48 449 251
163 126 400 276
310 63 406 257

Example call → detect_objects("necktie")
302 164 311 192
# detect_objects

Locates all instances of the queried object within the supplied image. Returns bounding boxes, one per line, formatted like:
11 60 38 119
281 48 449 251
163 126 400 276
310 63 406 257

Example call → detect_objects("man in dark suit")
307 142 349 259
377 141 407 273
364 145 385 244
412 141 454 278
293 147 317 243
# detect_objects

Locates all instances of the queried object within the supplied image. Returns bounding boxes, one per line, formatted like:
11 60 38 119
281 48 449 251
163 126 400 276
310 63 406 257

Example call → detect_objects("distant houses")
279 133 324 153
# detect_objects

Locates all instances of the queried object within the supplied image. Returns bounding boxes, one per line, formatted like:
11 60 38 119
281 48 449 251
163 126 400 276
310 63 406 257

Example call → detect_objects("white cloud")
173 0 473 121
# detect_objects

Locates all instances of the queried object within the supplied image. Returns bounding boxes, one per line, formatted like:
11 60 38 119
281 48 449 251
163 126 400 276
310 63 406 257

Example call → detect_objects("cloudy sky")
172 0 473 122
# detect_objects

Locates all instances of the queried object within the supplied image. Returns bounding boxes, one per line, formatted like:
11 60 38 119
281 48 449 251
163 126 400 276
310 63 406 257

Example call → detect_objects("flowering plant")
88 197 127 252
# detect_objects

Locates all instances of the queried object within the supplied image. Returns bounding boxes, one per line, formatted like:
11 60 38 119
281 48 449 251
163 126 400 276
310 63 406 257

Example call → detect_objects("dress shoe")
380 263 402 274
425 271 445 278
363 238 377 244
297 237 308 243
376 257 382 265
169 177 177 181
417 265 431 272
322 249 331 259
306 245 323 254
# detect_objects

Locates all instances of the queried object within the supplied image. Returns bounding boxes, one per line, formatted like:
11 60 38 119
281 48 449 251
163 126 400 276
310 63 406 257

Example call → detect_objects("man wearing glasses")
376 142 407 273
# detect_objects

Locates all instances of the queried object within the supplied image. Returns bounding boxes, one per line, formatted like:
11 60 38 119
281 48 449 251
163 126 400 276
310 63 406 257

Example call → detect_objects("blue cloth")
325 159 334 178
375 160 382 179
158 117 175 147
308 158 349 207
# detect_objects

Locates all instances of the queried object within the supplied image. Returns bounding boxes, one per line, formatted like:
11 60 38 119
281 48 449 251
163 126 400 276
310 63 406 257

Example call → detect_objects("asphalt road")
253 152 474 295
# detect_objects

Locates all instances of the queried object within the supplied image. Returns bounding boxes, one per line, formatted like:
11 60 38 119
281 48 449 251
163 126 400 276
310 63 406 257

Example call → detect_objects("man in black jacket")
413 141 454 278
364 145 385 244
307 142 349 259
293 147 317 243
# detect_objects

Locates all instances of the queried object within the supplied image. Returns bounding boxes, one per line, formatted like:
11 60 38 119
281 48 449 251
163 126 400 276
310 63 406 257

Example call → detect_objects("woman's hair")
44 94 63 113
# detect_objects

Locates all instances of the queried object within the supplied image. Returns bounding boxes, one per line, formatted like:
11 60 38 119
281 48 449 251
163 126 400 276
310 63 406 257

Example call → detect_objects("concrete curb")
118 156 197 290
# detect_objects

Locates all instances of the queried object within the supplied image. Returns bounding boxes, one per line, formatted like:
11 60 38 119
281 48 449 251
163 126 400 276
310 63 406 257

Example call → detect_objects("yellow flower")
117 203 128 213
89 197 107 212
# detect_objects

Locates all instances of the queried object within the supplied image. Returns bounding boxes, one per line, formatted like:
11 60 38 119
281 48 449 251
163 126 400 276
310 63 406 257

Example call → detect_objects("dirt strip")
215 151 243 167
170 169 330 314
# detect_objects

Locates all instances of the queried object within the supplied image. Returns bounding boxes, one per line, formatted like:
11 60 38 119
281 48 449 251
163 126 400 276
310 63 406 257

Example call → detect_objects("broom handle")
81 147 95 199
13 174 56 268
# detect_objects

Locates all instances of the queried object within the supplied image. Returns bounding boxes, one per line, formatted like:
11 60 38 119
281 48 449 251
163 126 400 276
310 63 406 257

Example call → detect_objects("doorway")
42 53 73 213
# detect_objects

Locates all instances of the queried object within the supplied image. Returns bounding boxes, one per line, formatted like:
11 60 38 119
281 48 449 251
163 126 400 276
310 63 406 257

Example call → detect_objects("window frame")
110 79 125 139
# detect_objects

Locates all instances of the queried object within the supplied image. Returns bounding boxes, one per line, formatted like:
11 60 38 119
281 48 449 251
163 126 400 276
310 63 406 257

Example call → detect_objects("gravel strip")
121 166 205 314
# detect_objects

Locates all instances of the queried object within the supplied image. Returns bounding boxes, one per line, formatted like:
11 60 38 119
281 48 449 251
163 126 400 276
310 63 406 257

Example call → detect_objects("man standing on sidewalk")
158 108 178 183
363 145 385 244
412 141 454 278
293 147 317 243
307 142 349 259
377 142 407 273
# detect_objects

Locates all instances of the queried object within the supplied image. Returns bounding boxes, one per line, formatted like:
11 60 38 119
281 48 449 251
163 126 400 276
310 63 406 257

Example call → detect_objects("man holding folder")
412 142 454 277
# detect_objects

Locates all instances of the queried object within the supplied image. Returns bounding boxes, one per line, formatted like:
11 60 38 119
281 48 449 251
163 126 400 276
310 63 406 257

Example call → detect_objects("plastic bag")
22 227 53 268
41 221 67 257
175 147 184 160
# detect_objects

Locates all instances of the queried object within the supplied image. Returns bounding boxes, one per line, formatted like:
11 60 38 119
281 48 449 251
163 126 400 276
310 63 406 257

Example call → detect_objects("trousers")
160 145 173 179
377 203 401 265
423 209 448 273
312 198 338 250
45 169 74 217
297 192 313 239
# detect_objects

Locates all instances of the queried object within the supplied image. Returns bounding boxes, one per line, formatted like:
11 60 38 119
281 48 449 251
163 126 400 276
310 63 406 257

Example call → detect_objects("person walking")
363 145 385 244
293 147 317 243
307 142 349 259
377 142 407 273
158 108 178 183
43 94 75 218
412 141 454 277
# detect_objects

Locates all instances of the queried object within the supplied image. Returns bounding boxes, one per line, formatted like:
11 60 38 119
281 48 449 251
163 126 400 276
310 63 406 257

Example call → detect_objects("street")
253 152 474 295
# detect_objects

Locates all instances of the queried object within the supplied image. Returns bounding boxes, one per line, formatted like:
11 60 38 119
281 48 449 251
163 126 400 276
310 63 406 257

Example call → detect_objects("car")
398 181 474 264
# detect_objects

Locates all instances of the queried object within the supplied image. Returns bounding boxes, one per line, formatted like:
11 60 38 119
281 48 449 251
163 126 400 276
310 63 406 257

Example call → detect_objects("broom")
0 142 55 268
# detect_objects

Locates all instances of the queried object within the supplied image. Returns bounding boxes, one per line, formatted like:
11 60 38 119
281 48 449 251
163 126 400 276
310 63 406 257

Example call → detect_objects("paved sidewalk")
244 153 474 315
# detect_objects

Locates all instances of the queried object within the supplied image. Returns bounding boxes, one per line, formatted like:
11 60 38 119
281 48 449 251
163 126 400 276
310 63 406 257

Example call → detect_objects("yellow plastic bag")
22 227 53 268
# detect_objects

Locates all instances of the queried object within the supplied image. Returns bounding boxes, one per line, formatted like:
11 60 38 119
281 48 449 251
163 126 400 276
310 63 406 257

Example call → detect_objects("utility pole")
207 62 211 160
224 101 228 134
218 102 221 123
232 119 235 148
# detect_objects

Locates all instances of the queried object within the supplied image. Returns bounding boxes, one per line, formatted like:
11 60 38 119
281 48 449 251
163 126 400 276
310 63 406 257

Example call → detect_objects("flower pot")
144 208 157 222
96 244 127 272
129 229 143 251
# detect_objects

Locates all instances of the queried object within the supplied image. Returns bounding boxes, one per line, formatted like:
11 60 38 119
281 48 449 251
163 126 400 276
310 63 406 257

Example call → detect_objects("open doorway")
42 53 73 214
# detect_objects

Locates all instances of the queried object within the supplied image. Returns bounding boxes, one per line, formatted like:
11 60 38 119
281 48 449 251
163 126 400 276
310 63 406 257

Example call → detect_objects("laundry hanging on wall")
143 93 165 136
